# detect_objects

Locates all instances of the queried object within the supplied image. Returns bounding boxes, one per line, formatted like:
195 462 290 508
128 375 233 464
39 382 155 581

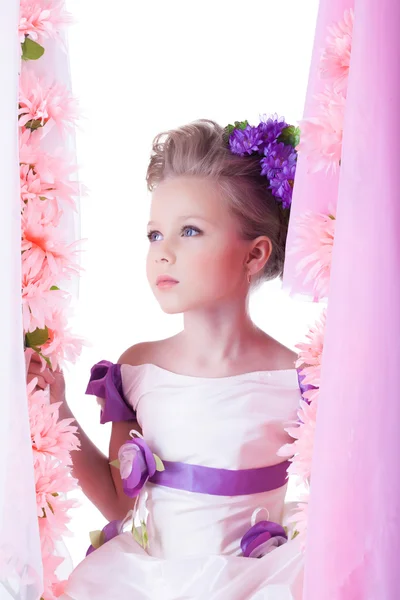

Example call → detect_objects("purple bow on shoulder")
241 520 287 558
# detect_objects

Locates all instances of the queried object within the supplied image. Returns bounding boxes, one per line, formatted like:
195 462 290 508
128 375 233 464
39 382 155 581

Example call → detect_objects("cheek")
146 251 154 281
188 243 244 285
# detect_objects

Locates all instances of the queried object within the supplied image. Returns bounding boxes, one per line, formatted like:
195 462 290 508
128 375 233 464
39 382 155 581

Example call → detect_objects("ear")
245 236 272 277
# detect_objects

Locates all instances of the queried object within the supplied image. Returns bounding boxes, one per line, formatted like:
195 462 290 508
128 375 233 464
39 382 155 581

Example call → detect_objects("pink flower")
19 130 81 209
295 310 327 389
19 128 41 164
35 460 78 517
21 198 82 281
279 393 319 481
291 210 336 300
40 309 86 370
40 549 69 600
27 379 80 466
320 9 354 92
39 494 79 554
19 69 79 133
22 271 68 333
19 0 73 43
299 85 346 174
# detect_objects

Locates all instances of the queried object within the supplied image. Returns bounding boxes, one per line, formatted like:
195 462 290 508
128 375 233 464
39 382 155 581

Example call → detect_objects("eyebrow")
147 215 212 227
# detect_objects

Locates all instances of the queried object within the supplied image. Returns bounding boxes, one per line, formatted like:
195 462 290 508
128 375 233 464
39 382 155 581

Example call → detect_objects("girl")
32 117 304 599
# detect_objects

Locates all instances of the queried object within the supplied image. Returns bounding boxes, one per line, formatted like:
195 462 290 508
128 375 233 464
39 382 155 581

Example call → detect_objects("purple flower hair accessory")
223 115 300 208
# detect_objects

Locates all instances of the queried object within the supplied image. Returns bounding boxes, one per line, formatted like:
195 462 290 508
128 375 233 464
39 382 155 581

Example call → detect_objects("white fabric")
61 364 304 599
0 3 43 598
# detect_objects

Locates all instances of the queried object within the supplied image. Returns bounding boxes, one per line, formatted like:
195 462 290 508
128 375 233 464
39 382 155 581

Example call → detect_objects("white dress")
61 362 304 600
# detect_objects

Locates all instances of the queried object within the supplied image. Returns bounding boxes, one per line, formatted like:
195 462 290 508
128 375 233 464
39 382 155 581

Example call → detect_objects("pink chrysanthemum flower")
296 309 327 389
19 130 80 209
35 460 78 518
22 270 68 333
320 9 354 92
19 69 79 133
298 85 346 174
19 0 73 43
21 199 82 281
291 210 336 301
39 493 79 554
40 309 85 370
40 550 68 600
27 379 80 466
278 393 319 481
19 128 41 164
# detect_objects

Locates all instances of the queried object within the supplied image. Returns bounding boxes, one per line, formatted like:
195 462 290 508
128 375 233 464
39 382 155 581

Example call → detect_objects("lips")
156 275 179 287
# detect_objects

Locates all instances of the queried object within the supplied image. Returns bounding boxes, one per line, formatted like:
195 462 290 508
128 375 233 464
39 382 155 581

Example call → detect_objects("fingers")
27 373 46 390
42 368 56 385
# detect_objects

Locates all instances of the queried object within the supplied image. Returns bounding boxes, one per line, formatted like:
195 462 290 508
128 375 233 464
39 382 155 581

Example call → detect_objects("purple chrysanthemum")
269 167 296 208
260 141 297 178
257 115 288 149
229 125 264 156
260 141 297 208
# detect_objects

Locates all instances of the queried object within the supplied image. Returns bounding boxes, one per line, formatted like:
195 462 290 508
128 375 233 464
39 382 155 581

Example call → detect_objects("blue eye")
147 230 162 242
182 226 200 237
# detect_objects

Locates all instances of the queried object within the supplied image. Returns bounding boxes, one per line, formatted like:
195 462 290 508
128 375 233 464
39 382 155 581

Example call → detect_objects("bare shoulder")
257 332 298 371
117 338 173 367
274 343 298 370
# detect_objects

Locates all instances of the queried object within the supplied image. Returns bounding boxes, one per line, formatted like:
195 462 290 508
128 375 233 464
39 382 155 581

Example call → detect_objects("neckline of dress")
122 362 297 382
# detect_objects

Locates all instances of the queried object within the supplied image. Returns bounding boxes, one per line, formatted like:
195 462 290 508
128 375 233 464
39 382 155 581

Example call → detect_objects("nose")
155 240 176 265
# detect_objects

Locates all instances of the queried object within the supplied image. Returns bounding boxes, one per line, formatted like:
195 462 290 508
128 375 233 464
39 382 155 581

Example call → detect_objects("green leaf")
278 125 300 148
141 521 148 548
25 326 49 349
132 525 142 544
233 120 249 130
50 286 60 291
89 530 104 549
21 37 45 61
25 118 44 131
153 453 165 472
222 120 249 144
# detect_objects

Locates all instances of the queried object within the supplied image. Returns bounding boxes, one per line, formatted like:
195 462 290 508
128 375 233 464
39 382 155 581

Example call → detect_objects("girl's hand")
26 352 66 405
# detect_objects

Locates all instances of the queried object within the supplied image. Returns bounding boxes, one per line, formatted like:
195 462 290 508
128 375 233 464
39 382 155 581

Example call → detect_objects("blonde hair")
146 119 289 281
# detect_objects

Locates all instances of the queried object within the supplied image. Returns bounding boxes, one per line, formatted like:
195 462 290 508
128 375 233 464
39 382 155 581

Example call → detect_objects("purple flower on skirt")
241 520 288 558
229 125 264 156
118 438 157 498
86 519 124 556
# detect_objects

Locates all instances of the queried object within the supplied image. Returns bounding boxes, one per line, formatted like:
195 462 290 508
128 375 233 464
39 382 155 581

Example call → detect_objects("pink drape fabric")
303 1 400 598
283 0 354 299
0 2 43 598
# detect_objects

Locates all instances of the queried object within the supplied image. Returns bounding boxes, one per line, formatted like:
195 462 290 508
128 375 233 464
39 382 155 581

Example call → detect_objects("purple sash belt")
149 459 290 496
118 436 290 498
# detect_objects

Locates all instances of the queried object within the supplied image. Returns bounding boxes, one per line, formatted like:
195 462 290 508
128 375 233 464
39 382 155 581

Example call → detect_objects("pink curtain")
0 2 43 598
283 0 354 298
303 0 400 597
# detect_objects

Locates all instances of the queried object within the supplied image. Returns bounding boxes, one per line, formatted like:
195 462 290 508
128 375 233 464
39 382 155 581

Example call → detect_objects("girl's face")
146 176 251 314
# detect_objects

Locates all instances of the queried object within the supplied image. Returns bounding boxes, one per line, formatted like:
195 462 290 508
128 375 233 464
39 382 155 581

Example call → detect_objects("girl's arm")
27 352 136 523
57 396 136 522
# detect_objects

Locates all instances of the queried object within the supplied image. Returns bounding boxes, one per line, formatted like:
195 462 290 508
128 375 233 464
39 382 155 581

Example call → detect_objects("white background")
64 0 321 566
